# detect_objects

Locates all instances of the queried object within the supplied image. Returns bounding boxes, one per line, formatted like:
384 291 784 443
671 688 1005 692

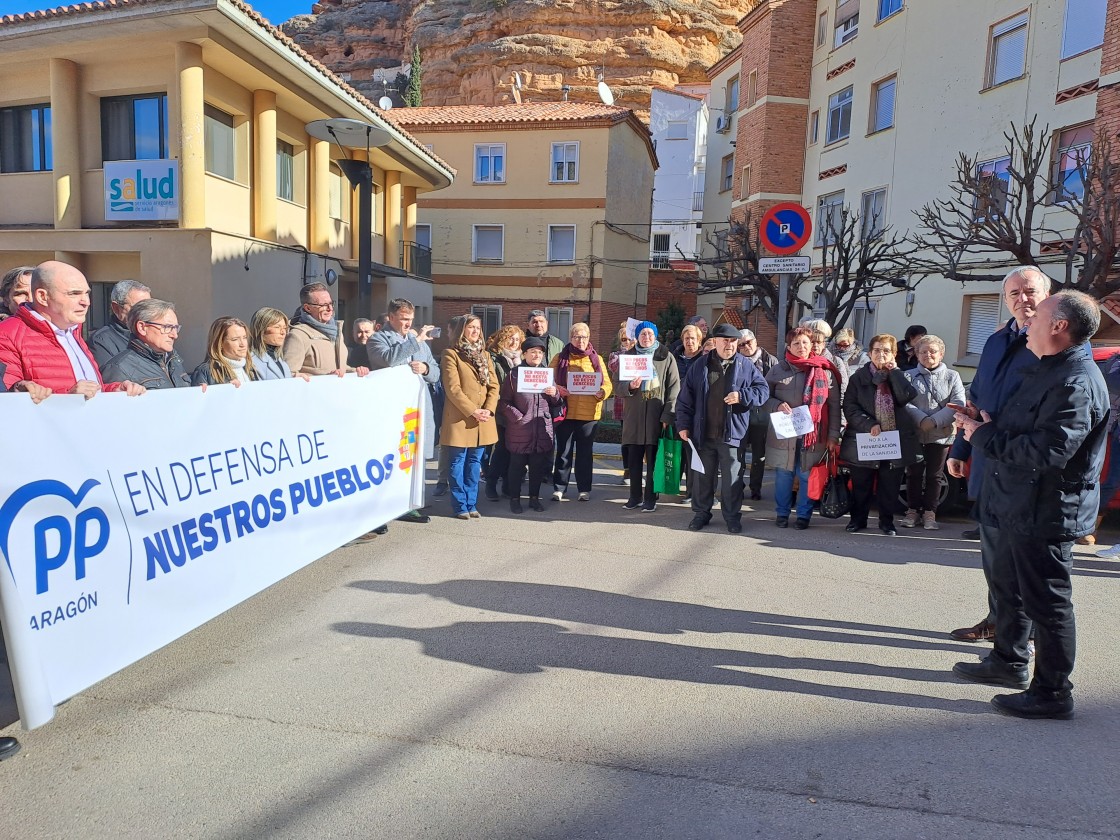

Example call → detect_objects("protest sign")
625 318 642 340
769 405 815 440
567 371 602 395
0 366 426 729
856 430 902 461
687 439 706 474
517 367 554 393
618 354 654 381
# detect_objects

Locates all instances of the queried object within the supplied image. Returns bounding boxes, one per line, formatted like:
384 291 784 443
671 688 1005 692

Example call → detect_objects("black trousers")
848 464 904 528
553 419 598 493
987 525 1076 696
738 423 768 494
693 440 744 525
509 451 551 500
626 443 658 504
485 426 511 495
905 443 949 513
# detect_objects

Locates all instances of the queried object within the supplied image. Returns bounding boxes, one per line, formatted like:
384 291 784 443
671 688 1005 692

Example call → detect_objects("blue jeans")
774 461 813 521
449 446 485 515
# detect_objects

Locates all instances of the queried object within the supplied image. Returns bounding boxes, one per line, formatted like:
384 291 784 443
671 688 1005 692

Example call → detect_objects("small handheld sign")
517 367 554 393
856 430 902 461
618 355 654 381
567 371 603 395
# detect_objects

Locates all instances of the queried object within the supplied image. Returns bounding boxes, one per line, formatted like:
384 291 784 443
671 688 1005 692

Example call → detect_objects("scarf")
870 364 897 431
501 348 522 368
458 339 490 386
633 339 660 394
832 342 862 367
784 351 839 448
557 342 603 389
298 308 339 341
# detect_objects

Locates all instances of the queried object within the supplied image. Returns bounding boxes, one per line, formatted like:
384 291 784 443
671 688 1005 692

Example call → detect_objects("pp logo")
0 479 110 594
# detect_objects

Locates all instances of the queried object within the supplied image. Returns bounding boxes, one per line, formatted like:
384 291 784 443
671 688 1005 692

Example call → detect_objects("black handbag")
819 455 852 519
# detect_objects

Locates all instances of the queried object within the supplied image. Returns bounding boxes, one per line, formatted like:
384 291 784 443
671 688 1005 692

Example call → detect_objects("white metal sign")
759 256 811 274
104 160 180 220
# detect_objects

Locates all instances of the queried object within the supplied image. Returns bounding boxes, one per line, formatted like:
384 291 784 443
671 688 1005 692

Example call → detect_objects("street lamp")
305 118 392 319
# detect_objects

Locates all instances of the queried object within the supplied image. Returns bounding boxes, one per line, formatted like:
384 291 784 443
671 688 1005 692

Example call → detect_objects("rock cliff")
284 0 756 113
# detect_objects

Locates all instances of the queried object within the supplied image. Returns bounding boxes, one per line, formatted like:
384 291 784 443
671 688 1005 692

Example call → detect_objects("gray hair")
739 329 756 341
687 315 707 326
528 309 547 319
352 318 374 335
299 282 330 304
110 279 151 306
800 318 832 338
833 327 856 344
914 334 945 354
1050 290 1100 344
127 298 175 334
1002 266 1050 293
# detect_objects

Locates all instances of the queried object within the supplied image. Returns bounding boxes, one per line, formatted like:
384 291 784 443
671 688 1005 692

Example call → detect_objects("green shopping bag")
653 428 683 494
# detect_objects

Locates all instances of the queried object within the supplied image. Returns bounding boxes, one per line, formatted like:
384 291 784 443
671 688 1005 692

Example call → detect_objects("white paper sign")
517 367 554 393
0 367 426 729
625 317 643 340
687 439 706 474
769 405 815 440
618 354 654 381
856 430 902 461
567 371 602 395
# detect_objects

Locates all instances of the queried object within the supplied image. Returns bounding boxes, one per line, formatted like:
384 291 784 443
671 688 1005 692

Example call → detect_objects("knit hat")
635 320 658 339
521 336 547 352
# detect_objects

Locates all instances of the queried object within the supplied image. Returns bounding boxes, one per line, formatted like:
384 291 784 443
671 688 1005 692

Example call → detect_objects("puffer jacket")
499 364 559 454
550 349 613 421
89 318 131 369
0 305 124 392
903 363 966 445
764 358 841 472
101 339 191 389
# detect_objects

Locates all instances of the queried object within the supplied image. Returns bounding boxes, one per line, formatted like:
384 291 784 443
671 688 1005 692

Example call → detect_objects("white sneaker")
1097 543 1120 558
551 490 564 502
923 511 940 530
578 492 590 502
898 509 918 528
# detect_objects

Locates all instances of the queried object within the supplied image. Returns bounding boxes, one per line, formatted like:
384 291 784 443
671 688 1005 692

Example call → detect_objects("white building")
648 87 709 269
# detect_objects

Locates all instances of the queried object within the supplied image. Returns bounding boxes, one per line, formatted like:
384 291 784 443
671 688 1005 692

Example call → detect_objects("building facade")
0 0 451 363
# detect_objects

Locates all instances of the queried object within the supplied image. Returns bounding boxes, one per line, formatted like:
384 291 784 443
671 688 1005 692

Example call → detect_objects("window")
740 164 751 201
414 223 431 249
720 154 734 192
818 11 829 46
548 225 576 263
986 12 1028 88
869 76 896 133
860 188 887 239
277 140 295 201
878 0 903 22
808 110 820 145
964 295 1001 355
1062 0 1107 58
328 162 348 221
652 233 671 269
475 144 505 183
1053 124 1092 203
747 70 758 108
826 86 853 144
551 142 579 182
834 0 859 47
0 103 51 173
817 190 845 245
546 307 573 339
974 156 1011 220
203 105 235 180
727 76 740 113
667 121 689 140
101 93 168 163
473 225 504 262
471 305 503 338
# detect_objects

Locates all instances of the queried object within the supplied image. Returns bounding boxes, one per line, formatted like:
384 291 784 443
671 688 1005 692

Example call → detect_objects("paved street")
2 456 1119 839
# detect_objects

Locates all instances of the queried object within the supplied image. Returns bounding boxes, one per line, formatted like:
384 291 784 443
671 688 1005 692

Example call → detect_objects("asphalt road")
2 458 1119 839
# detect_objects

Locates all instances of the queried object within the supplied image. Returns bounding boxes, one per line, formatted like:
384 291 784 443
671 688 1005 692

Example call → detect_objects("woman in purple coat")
500 336 561 513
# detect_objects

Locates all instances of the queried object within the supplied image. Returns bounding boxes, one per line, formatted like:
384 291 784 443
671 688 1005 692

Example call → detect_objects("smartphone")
428 327 442 338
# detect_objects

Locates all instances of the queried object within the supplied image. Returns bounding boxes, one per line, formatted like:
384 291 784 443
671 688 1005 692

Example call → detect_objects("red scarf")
784 352 839 448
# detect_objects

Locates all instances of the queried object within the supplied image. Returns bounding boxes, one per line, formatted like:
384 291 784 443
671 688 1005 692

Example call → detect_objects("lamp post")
305 118 392 319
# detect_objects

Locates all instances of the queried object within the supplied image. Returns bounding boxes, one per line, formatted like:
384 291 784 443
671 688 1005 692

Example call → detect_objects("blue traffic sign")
760 202 813 256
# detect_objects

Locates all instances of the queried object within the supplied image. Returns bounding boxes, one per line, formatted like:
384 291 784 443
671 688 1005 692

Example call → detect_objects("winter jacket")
282 319 350 376
840 364 920 469
830 342 870 374
101 339 191 390
0 305 124 392
971 345 1109 539
744 348 780 426
618 344 681 446
764 357 841 472
367 329 440 384
190 360 261 386
252 349 293 381
903 363 966 445
676 351 770 448
490 351 520 428
440 347 499 448
89 318 131 369
550 350 613 421
499 364 559 454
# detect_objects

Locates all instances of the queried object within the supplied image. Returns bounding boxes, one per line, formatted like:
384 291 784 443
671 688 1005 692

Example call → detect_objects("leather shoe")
0 736 20 761
432 483 449 498
775 516 789 528
687 516 710 532
749 491 762 501
952 658 1029 689
794 518 809 530
845 522 865 533
727 520 742 534
961 527 980 540
950 619 995 642
991 690 1074 720
397 510 431 524
879 526 897 536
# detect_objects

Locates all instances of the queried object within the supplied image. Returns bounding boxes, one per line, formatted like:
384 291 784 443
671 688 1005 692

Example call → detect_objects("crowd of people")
0 260 1112 737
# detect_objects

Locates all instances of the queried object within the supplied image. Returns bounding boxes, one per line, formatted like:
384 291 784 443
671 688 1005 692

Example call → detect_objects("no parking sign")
760 203 813 256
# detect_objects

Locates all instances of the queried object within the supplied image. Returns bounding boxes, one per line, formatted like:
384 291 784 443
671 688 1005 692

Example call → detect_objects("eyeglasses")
835 342 852 350
870 347 893 355
142 321 182 335
307 301 334 311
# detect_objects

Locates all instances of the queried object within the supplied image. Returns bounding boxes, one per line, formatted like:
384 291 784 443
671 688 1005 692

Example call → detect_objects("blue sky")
0 0 313 25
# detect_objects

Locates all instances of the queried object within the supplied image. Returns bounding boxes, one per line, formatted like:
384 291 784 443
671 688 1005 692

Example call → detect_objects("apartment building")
0 0 451 363
383 103 657 353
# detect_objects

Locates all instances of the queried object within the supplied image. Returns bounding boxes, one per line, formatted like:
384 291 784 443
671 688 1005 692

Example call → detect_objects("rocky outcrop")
284 0 756 113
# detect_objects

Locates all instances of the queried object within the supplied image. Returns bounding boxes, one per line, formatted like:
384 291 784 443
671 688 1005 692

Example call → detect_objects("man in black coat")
952 290 1108 719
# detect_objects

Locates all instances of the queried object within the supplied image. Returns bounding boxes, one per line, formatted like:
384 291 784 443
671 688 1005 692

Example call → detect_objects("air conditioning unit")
715 115 730 133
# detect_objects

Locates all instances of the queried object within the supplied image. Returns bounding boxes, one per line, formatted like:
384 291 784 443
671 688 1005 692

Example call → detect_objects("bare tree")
1063 132 1120 297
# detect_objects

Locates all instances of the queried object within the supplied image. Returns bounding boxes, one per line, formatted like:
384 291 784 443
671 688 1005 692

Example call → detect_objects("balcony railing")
399 240 432 279
692 191 705 212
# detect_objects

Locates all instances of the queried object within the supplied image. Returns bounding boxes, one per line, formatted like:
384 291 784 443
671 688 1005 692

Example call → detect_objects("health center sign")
104 159 180 220
0 367 426 728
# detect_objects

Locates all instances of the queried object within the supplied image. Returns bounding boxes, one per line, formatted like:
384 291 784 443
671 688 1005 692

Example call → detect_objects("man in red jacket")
0 260 144 398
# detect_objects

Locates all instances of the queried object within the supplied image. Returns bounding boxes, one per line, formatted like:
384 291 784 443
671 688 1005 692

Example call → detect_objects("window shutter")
966 296 1001 354
991 16 1027 85
873 79 895 131
1062 0 1107 58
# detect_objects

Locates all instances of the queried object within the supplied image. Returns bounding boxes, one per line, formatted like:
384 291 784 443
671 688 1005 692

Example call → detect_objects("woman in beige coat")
441 314 500 519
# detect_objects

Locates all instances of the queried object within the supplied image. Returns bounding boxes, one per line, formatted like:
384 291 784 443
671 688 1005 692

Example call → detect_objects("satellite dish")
378 95 394 110
305 118 392 150
597 80 615 106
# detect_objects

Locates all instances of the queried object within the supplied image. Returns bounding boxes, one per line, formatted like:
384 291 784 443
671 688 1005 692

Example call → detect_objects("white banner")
856 430 902 461
0 366 426 729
